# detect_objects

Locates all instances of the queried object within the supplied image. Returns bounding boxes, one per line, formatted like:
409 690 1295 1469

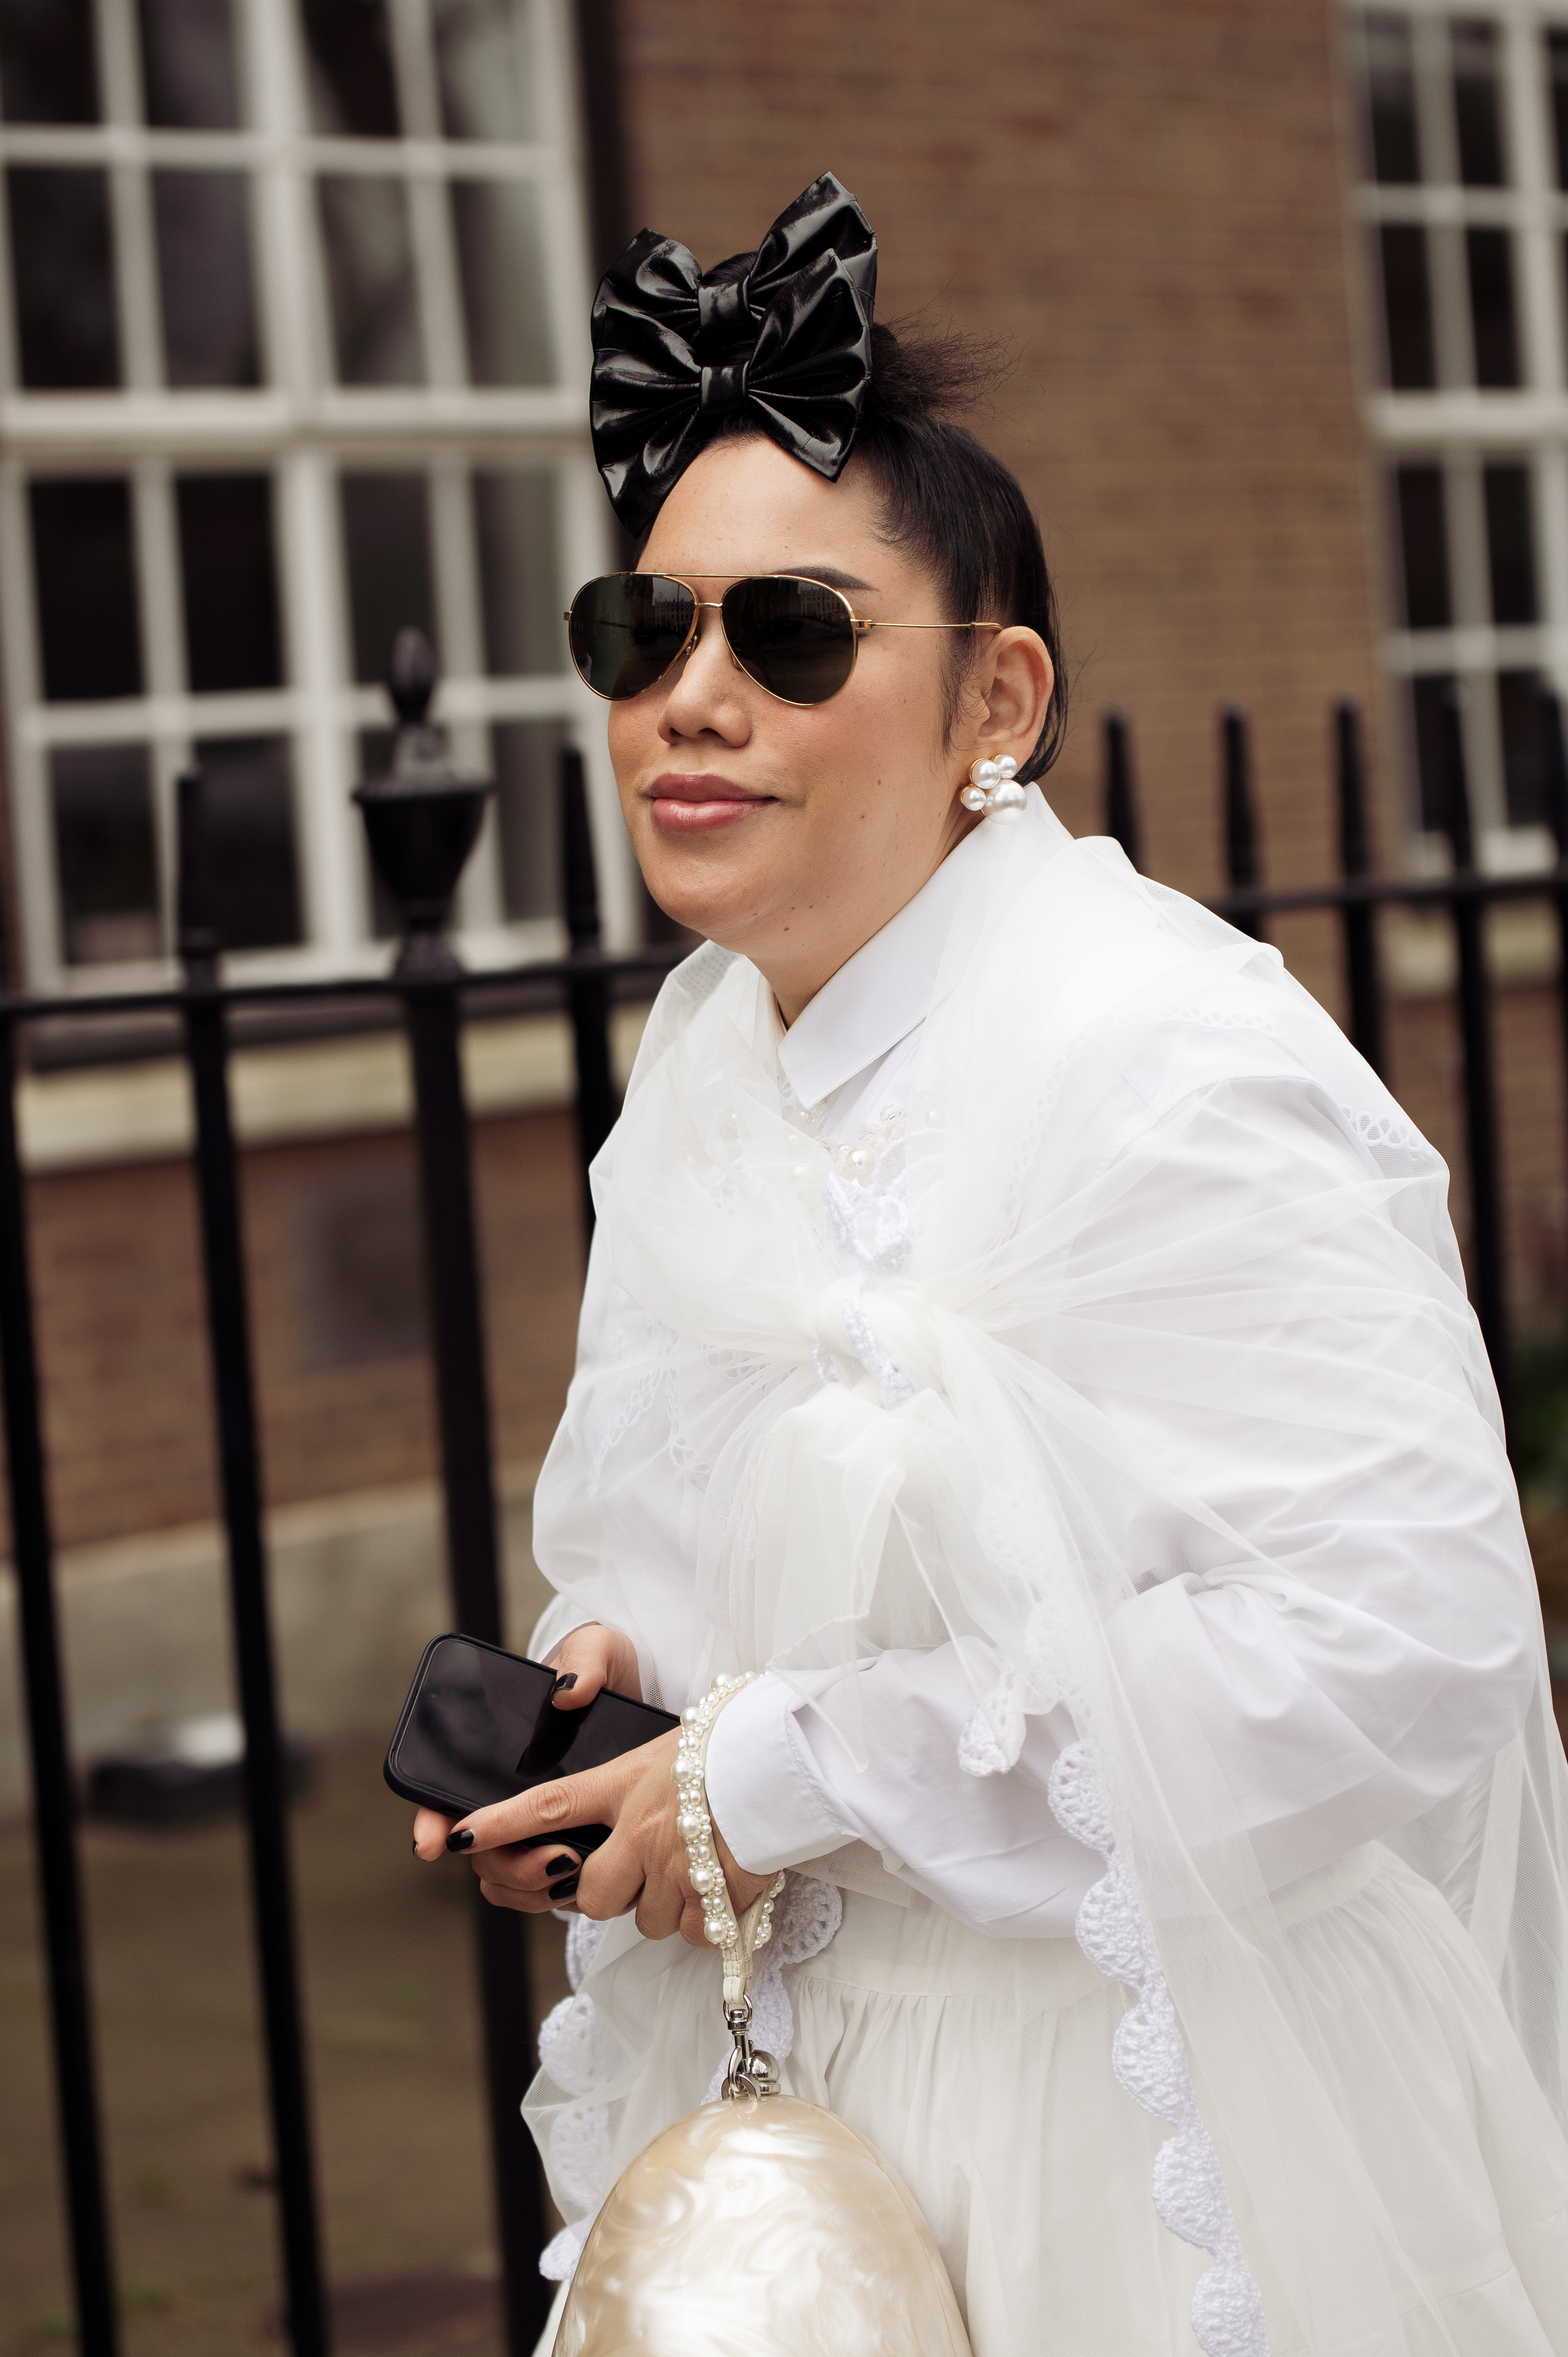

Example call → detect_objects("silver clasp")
720 1996 780 2100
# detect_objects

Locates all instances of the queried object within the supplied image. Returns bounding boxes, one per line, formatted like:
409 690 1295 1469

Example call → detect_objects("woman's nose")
661 604 747 735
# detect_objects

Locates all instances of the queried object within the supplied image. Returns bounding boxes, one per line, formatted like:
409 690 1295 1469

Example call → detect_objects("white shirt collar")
774 821 993 1113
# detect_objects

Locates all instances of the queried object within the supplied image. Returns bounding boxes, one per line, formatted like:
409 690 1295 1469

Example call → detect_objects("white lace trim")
539 2223 587 2282
1339 1101 1424 1157
957 1656 1026 1776
1048 1743 1269 2357
534 1917 612 2281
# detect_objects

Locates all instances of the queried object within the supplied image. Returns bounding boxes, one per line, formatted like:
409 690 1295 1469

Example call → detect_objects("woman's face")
605 436 1051 1022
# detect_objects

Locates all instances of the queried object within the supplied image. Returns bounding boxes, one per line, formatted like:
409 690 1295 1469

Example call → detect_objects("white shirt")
536 824 1538 1937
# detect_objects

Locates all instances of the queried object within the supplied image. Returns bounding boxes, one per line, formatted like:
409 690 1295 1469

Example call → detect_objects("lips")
646 774 774 834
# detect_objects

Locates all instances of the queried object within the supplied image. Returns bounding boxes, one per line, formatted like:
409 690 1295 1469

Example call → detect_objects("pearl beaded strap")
673 1673 788 2096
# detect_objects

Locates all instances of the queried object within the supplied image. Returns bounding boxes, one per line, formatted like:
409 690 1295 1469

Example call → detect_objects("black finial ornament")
388 624 436 726
352 628 495 976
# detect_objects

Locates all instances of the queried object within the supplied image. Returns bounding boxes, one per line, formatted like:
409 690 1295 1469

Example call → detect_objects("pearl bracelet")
672 1671 786 2011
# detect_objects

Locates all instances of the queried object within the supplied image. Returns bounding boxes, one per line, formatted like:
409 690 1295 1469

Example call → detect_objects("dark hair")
715 316 1067 780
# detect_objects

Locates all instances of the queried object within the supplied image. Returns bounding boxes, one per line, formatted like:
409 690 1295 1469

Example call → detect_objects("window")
0 0 624 989
1348 6 1568 861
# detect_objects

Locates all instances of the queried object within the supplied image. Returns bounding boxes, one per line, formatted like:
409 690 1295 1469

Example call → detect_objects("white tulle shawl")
534 790 1568 2354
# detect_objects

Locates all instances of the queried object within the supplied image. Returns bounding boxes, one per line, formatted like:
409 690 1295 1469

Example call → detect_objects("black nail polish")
552 1876 580 1902
545 1851 582 1879
552 1672 578 1694
446 1828 475 1853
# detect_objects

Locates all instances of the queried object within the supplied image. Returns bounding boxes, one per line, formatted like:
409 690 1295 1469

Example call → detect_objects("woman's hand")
436 1732 775 1938
411 1623 773 1935
410 1621 640 1869
540 1620 644 1710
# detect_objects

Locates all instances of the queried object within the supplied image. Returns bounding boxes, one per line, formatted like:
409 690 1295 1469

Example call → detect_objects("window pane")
1551 31 1568 191
1378 224 1435 390
176 474 283 692
0 0 99 123
136 0 240 129
1395 465 1450 628
1483 464 1537 625
316 176 424 385
340 474 435 684
472 470 560 675
153 171 260 386
1498 670 1548 827
1452 19 1506 187
1411 672 1462 835
450 180 553 385
29 479 142 701
1466 227 1519 387
434 0 533 140
493 720 567 922
192 735 302 949
301 0 399 137
7 166 120 388
1363 12 1420 184
51 744 160 965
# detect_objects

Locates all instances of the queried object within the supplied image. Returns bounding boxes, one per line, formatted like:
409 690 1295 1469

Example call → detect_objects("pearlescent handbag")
552 1677 972 2357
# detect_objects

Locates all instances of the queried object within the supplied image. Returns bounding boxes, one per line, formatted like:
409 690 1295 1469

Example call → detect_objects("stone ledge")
16 1004 651 1173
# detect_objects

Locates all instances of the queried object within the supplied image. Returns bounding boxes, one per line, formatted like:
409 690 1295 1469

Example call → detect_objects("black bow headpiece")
589 172 878 539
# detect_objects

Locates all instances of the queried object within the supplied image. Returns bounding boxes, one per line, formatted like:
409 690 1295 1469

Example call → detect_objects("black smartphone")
384 1631 680 1855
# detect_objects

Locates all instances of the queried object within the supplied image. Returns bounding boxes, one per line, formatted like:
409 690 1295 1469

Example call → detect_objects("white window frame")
1347 0 1568 862
0 0 634 996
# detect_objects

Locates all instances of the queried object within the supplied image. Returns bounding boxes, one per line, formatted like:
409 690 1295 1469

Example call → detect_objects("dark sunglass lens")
722 578 856 704
567 575 695 699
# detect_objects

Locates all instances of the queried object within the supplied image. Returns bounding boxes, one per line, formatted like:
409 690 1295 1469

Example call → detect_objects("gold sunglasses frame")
563 572 1002 708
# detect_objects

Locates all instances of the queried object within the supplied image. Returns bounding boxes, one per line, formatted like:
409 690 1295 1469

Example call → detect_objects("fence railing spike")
561 746 616 1252
1103 708 1141 872
176 767 218 979
1440 688 1476 873
0 1005 120 2353
1437 689 1509 1434
1335 702 1385 1076
1536 687 1568 1232
1222 707 1264 939
180 836 330 2357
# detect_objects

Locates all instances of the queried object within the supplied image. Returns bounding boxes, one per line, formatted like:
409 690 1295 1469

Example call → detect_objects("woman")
414 176 1568 2356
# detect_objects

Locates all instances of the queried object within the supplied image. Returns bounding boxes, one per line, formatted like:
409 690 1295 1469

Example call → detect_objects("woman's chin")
637 840 783 944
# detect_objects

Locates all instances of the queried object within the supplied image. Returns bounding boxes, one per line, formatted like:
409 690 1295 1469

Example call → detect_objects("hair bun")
863 320 1006 429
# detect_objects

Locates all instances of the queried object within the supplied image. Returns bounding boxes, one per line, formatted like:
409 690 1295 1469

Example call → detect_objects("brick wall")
15 1110 583 1552
613 0 1389 1005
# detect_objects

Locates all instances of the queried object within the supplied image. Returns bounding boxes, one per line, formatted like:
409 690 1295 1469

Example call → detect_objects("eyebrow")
664 564 877 594
783 564 876 593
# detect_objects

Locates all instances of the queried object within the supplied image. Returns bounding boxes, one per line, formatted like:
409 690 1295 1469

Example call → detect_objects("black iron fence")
8 687 1568 2355
7 725 680 2357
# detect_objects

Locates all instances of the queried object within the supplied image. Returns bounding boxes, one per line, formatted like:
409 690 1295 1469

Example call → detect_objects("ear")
954 628 1055 774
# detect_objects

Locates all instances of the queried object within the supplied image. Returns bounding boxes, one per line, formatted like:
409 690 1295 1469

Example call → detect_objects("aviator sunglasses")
564 573 1001 709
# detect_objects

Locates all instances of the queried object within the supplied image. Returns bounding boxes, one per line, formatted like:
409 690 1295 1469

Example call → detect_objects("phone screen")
389 1635 676 1819
394 1637 557 1812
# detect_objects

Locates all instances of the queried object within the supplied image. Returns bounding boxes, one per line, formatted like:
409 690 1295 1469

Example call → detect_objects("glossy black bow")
590 173 878 538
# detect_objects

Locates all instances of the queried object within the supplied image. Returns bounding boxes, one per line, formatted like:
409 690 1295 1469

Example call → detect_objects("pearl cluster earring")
961 754 1027 824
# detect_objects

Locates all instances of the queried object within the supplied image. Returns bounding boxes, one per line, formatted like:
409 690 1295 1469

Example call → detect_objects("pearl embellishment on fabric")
960 754 1027 824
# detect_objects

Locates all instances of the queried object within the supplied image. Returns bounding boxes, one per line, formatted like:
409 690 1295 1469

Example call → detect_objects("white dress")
524 795 1568 2357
